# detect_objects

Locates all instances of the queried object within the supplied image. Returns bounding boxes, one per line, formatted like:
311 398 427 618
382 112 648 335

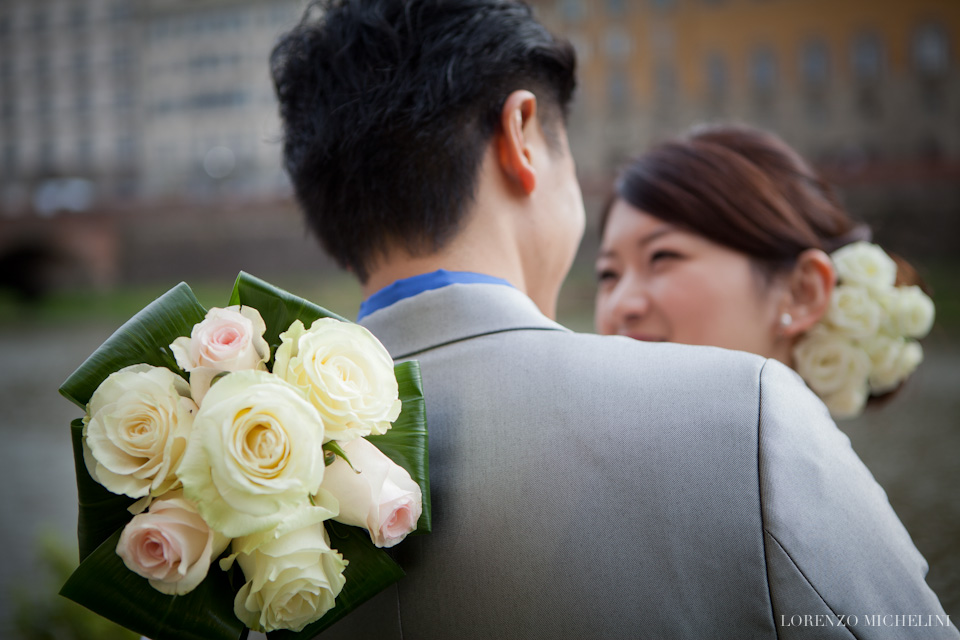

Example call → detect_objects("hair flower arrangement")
793 242 935 418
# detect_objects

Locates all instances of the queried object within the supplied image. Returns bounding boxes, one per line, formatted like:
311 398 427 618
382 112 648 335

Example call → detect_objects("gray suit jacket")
320 283 954 639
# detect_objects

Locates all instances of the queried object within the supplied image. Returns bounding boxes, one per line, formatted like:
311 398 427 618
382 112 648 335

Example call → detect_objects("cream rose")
227 520 347 633
824 284 883 340
177 370 326 537
321 437 422 548
864 336 923 395
116 490 229 595
821 381 870 419
83 364 196 500
273 318 401 441
831 241 897 291
887 285 935 339
170 306 270 403
793 327 871 397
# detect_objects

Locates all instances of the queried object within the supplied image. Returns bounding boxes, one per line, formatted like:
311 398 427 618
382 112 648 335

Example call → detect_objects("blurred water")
1 322 957 635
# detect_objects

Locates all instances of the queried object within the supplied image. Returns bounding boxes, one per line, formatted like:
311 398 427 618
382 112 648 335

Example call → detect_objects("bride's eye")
596 268 619 283
650 249 682 264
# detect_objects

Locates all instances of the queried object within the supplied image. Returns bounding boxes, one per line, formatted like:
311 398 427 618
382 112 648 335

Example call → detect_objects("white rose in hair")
824 285 883 340
116 490 229 595
888 285 935 339
321 437 422 548
862 335 923 394
83 364 196 501
793 327 871 397
831 241 897 291
274 318 401 442
821 382 869 419
178 370 326 537
170 306 270 403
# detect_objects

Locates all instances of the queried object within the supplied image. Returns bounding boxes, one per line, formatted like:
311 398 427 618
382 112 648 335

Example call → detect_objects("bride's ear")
779 249 835 338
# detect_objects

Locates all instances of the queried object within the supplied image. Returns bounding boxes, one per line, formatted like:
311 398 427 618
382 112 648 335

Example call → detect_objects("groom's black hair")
271 0 576 281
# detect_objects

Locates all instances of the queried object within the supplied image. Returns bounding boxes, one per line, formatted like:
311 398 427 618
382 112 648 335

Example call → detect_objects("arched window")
913 23 950 76
750 46 777 93
705 52 728 96
851 31 885 82
800 38 830 87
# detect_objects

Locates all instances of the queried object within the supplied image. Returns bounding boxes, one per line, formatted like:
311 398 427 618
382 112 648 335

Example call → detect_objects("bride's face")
594 199 788 358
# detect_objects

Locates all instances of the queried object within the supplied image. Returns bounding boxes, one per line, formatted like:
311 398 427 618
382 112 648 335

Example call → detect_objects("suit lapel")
358 283 568 359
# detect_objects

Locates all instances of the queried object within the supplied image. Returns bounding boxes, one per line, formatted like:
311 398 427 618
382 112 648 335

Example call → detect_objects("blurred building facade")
0 0 302 217
530 0 960 257
0 0 957 289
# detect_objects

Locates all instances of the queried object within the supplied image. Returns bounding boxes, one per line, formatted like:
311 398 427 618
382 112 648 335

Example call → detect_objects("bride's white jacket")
319 282 954 640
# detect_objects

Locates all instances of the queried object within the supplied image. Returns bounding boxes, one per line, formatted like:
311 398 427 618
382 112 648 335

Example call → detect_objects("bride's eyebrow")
636 226 677 248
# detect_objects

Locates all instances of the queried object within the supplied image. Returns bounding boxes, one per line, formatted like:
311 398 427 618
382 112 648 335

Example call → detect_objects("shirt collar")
357 269 514 320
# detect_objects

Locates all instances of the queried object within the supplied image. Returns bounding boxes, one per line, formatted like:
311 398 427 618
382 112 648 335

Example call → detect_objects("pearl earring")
780 312 793 328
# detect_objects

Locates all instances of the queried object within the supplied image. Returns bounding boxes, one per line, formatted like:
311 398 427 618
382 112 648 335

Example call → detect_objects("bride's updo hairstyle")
601 124 929 413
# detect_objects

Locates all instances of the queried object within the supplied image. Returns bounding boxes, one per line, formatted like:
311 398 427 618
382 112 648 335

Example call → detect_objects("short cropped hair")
271 0 577 281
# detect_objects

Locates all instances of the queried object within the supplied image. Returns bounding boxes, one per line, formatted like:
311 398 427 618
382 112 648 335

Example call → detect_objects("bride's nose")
609 276 650 325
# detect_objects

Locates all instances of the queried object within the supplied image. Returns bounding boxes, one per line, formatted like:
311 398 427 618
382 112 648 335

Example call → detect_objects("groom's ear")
496 90 539 194
781 248 835 338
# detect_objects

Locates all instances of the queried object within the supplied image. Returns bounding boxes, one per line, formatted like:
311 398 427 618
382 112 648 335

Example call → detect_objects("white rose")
824 284 883 339
83 364 196 500
170 306 270 403
321 437 422 548
116 490 229 595
831 241 897 291
864 336 923 394
178 370 326 537
274 318 401 441
793 327 871 397
888 286 935 339
821 381 870 419
227 520 347 633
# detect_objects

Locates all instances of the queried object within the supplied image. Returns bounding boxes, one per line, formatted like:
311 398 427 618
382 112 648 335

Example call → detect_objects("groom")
271 1 955 638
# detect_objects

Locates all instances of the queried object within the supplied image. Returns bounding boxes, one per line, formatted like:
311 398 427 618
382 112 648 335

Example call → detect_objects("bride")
594 124 934 418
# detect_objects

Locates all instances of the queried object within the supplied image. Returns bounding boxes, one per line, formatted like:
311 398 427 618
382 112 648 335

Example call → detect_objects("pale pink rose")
170 306 270 403
320 437 421 548
116 491 229 595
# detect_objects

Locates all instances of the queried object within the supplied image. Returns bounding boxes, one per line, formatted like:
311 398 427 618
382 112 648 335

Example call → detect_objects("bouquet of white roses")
59 272 430 639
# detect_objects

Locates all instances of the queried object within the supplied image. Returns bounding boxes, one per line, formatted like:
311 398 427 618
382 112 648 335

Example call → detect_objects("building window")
77 138 93 164
750 46 777 92
655 62 677 104
117 135 136 162
800 38 830 87
604 28 632 61
3 144 16 177
851 31 884 83
32 10 47 32
39 140 55 169
560 0 585 22
749 46 777 116
913 23 950 76
69 6 87 28
705 52 728 97
112 47 132 70
608 67 629 112
606 0 626 16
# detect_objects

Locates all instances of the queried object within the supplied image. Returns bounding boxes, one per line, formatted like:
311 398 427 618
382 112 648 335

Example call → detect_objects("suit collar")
359 282 568 359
